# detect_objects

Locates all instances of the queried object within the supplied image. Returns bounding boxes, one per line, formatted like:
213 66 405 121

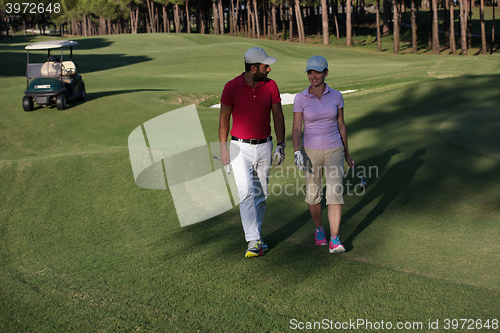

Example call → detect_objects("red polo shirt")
221 73 281 140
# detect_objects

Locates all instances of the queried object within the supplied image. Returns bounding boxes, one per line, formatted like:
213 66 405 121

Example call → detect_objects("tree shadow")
342 148 401 224
84 89 173 102
264 205 322 248
0 37 152 77
341 149 426 251
25 89 172 112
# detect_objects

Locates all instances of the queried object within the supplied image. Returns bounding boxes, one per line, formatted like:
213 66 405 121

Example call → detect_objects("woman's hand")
345 155 355 168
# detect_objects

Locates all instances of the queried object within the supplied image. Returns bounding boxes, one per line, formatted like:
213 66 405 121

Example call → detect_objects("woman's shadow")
342 148 426 251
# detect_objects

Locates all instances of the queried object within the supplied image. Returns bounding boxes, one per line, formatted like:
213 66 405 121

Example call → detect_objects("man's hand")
221 149 230 166
273 145 285 166
294 150 305 170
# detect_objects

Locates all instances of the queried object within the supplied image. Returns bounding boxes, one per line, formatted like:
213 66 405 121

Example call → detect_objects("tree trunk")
198 4 206 33
492 0 496 54
428 0 433 48
321 0 329 44
353 0 357 37
218 0 225 35
99 16 106 35
444 0 449 48
82 15 88 36
295 1 302 42
213 1 220 35
174 4 181 33
253 0 261 39
147 0 156 33
156 6 160 32
480 0 486 54
87 20 91 35
346 0 352 45
432 0 440 54
230 0 235 35
295 0 306 43
244 3 249 36
186 0 191 33
449 0 457 54
383 0 390 34
459 0 468 55
289 2 294 41
130 5 139 34
376 0 381 50
272 2 278 40
333 0 339 40
263 1 268 38
468 0 472 47
393 0 399 53
248 1 255 38
235 0 240 35
411 0 417 53
163 5 168 33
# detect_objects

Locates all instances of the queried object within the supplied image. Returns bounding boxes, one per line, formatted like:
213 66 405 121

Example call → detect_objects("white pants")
230 140 273 242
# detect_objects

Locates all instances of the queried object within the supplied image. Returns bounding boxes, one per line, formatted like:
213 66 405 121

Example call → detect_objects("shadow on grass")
85 89 173 102
264 207 319 247
23 89 172 112
342 149 426 251
0 37 152 77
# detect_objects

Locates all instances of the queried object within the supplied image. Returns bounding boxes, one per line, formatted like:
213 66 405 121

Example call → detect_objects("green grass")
1 33 500 332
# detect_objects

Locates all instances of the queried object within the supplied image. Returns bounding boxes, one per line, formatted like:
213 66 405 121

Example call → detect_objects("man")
219 47 286 258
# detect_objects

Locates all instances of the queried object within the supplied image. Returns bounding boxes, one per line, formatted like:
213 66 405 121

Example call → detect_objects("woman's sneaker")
315 227 328 246
329 236 345 253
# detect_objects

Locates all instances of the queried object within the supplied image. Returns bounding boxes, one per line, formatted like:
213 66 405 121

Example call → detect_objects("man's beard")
253 70 268 82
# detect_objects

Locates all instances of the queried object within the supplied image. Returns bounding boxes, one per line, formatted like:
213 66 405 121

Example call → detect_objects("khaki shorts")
303 146 345 205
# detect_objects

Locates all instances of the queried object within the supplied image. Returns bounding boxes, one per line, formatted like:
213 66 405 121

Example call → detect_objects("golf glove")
273 145 285 166
294 150 305 171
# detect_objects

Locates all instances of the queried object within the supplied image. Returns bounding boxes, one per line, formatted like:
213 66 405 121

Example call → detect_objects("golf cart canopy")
25 40 79 80
25 40 78 50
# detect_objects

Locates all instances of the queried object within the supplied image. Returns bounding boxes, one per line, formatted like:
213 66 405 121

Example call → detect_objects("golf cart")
23 40 86 111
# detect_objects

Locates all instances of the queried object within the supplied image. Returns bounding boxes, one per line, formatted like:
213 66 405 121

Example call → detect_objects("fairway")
1 33 499 332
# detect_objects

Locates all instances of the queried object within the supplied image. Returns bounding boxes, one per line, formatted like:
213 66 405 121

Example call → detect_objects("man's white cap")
305 55 328 72
244 47 277 65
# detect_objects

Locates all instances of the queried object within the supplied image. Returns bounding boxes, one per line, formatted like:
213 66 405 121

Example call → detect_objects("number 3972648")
6 2 61 14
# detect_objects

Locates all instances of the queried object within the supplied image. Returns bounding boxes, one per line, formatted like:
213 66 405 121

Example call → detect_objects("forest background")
1 0 499 55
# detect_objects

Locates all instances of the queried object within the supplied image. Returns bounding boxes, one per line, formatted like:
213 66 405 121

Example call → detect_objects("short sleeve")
338 93 344 109
270 80 281 105
220 81 234 107
293 93 304 113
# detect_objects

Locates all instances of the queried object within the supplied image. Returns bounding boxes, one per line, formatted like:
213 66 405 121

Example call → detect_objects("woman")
292 55 355 253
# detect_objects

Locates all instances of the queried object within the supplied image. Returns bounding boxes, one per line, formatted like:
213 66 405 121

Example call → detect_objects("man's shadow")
341 149 426 251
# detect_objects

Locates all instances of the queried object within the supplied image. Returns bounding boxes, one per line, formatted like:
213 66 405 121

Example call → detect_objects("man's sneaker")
259 240 269 252
245 241 264 258
315 227 328 246
329 236 345 253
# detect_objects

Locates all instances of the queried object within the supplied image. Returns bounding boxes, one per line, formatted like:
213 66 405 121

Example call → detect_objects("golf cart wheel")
23 96 34 112
78 84 86 101
56 94 67 110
